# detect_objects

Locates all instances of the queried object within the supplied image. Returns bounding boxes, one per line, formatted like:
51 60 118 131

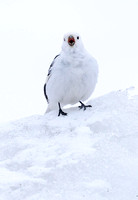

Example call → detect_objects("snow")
0 88 138 200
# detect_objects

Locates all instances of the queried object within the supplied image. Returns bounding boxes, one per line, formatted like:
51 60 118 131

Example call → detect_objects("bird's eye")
77 36 79 40
64 38 65 41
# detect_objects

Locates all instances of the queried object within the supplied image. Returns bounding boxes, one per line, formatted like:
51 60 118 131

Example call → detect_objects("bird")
44 32 98 116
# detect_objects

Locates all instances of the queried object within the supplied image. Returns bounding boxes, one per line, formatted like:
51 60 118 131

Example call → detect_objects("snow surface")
0 88 138 200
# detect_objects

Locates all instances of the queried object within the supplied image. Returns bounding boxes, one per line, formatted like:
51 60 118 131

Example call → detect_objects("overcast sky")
0 0 138 123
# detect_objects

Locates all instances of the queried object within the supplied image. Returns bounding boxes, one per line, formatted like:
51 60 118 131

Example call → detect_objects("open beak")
68 35 75 46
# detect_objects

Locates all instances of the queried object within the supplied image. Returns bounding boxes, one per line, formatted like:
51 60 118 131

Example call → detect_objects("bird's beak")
68 35 75 46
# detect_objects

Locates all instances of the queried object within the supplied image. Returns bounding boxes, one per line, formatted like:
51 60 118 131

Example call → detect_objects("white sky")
0 0 138 123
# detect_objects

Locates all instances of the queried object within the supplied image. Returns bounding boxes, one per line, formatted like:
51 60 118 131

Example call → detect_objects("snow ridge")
0 89 138 200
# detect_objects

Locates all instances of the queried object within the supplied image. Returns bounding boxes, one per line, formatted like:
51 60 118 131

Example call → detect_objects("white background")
0 0 138 123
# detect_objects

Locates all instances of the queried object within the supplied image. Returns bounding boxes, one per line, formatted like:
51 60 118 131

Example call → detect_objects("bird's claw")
58 102 67 116
58 109 67 116
79 101 92 111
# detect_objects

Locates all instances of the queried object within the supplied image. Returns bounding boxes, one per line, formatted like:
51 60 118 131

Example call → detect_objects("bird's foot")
58 109 67 116
58 102 67 116
78 101 92 111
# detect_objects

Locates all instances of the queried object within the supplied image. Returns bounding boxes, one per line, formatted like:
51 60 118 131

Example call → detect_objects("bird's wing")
47 54 60 79
44 54 60 102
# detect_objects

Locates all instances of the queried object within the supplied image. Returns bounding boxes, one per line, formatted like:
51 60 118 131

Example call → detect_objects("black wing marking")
47 54 60 76
44 54 60 103
44 83 49 103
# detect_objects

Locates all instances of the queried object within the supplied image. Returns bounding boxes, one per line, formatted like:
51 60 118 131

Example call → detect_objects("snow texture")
0 88 138 200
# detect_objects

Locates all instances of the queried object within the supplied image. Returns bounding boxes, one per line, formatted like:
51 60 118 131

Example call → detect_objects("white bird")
44 32 98 116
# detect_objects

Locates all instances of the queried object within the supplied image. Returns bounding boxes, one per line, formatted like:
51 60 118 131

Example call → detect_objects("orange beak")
68 35 75 46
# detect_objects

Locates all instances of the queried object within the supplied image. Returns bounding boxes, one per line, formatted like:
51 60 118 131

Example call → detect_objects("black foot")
78 101 92 111
58 102 67 116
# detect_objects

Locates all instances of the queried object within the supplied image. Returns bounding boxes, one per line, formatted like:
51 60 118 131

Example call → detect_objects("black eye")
77 36 79 40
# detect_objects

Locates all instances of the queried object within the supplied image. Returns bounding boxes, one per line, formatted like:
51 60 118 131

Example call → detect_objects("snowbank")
0 89 138 200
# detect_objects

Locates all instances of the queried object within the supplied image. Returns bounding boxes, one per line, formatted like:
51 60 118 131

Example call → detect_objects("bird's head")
62 32 84 54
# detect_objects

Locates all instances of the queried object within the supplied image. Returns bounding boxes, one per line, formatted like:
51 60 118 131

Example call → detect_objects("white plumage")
44 32 98 116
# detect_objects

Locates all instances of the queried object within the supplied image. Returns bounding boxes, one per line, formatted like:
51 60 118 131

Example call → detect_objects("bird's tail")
45 106 51 113
45 104 57 113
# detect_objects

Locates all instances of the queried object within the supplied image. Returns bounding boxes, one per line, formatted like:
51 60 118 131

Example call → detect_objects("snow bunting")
44 32 98 116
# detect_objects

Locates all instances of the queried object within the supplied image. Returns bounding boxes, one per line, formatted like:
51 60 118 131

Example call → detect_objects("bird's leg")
78 101 92 111
58 102 67 116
